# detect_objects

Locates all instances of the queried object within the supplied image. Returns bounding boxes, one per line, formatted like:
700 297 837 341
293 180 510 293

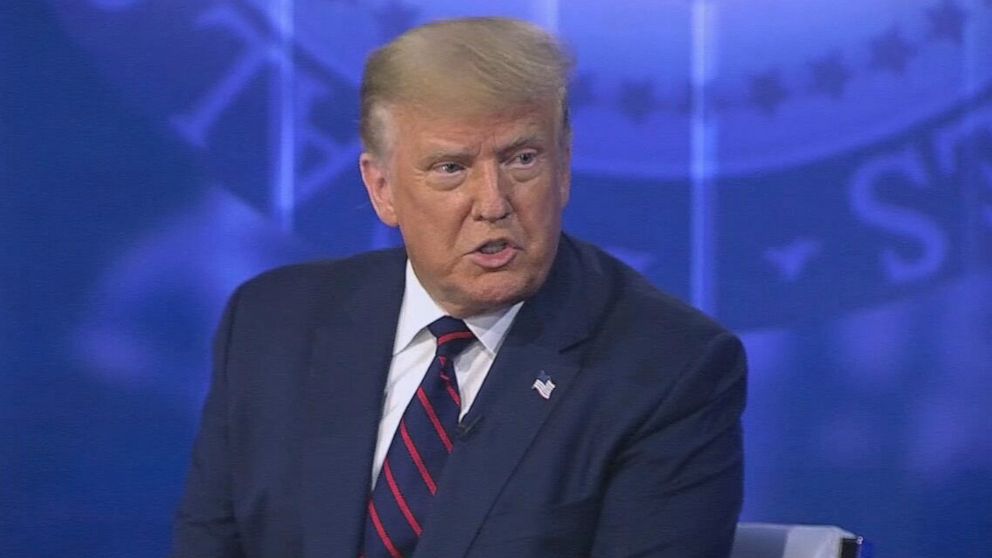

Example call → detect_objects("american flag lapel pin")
532 370 556 400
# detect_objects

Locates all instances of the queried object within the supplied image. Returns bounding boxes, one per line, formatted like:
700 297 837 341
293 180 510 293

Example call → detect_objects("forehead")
383 101 560 152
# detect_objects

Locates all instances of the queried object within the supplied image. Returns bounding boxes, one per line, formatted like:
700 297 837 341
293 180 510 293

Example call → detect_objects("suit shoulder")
568 236 733 343
234 247 405 304
565 238 745 404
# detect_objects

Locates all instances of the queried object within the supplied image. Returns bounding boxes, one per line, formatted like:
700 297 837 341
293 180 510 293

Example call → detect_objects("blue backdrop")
3 0 991 556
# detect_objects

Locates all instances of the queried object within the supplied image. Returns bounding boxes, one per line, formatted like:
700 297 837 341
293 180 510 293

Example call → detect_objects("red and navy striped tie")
362 317 475 558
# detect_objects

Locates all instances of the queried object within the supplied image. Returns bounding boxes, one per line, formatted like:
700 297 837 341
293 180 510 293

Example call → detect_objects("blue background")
3 0 991 556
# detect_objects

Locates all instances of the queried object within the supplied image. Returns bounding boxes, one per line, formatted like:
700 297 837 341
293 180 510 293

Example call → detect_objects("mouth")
469 239 519 269
477 239 511 255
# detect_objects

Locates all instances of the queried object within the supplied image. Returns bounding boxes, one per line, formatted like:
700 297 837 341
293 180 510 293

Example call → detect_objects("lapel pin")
531 370 556 400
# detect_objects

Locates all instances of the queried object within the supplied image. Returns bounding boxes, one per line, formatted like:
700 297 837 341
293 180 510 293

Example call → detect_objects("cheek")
408 213 465 259
521 189 564 228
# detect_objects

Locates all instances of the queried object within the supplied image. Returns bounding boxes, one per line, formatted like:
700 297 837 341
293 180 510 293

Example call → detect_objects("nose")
471 161 512 222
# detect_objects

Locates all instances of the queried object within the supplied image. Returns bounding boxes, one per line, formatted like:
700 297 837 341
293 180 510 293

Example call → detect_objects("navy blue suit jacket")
173 234 746 557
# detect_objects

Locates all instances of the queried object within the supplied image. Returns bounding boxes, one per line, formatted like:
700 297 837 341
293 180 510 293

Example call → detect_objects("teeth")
480 241 507 254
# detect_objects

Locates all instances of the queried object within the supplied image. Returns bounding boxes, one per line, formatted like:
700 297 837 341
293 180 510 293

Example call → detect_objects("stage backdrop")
3 1 990 556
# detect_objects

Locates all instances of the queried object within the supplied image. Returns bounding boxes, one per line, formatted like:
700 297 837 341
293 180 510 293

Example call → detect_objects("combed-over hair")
360 17 573 156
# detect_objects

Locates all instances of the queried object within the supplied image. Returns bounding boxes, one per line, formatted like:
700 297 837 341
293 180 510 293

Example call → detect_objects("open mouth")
471 239 518 269
477 240 509 254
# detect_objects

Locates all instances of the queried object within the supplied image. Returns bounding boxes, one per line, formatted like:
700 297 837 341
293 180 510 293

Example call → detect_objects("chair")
730 522 870 558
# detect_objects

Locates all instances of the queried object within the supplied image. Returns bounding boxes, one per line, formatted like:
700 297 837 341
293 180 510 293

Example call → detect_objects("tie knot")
428 316 476 358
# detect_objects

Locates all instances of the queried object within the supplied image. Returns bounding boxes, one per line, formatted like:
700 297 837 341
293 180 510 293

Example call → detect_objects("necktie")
363 317 476 558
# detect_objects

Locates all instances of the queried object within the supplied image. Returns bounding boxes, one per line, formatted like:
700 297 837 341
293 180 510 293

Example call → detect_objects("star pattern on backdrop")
869 26 916 75
809 52 851 99
748 71 789 116
764 238 823 282
617 80 658 124
927 0 968 44
584 0 992 119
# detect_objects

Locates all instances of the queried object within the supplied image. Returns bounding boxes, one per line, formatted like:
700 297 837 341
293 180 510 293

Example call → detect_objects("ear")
360 152 398 227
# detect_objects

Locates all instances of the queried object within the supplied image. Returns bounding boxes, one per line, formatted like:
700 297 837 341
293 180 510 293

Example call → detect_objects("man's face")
360 102 571 318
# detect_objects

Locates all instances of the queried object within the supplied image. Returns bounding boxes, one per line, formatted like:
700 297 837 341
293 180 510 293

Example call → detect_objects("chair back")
731 523 869 558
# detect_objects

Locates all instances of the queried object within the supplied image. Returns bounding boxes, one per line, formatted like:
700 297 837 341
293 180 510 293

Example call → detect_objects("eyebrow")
417 146 477 168
496 133 543 158
416 133 546 168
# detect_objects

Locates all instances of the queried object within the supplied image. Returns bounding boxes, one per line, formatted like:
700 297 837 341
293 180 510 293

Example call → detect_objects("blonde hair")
360 17 573 156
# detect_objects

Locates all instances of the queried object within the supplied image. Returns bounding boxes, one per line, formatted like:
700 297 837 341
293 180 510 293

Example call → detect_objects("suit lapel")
413 236 602 557
300 251 405 558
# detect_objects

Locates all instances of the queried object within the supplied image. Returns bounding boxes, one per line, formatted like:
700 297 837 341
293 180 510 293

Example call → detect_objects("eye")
435 162 464 174
512 151 538 166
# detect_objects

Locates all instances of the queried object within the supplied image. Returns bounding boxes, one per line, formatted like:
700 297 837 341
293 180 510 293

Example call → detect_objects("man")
174 17 746 558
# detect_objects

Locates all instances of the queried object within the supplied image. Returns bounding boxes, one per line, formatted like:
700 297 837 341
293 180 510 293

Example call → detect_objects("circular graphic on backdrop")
54 0 992 182
56 0 992 343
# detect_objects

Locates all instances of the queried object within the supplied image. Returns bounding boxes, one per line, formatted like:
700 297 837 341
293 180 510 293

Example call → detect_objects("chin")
461 275 538 313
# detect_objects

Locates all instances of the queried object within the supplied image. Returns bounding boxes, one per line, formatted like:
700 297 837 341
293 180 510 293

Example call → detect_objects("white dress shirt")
370 261 523 485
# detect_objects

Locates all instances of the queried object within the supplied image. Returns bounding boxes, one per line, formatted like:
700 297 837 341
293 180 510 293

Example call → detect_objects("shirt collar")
392 260 523 356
